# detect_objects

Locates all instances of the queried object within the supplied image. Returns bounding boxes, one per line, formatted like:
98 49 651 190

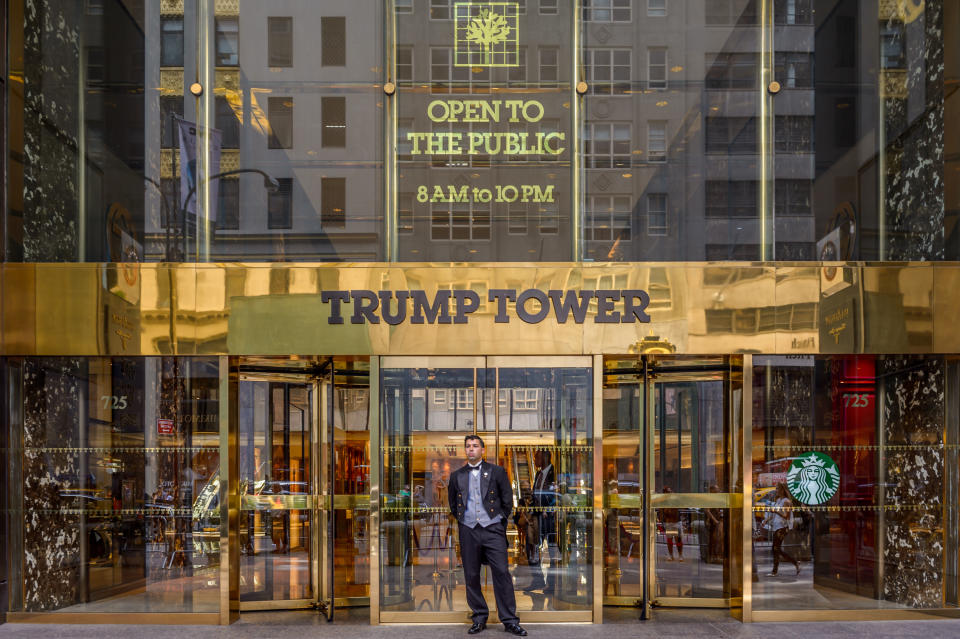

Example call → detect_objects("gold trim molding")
1 262 952 357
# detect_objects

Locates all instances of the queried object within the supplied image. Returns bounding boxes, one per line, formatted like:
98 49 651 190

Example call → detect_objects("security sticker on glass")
455 2 520 67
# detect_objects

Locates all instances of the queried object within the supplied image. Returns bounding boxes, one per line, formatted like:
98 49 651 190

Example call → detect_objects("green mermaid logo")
786 451 840 505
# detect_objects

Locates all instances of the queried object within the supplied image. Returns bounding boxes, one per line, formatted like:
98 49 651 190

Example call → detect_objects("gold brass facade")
1 262 951 357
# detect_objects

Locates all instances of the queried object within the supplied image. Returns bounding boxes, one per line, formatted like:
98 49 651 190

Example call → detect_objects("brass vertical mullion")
313 376 324 611
384 0 397 261
571 0 582 260
218 356 239 625
368 356 381 625
642 356 653 618
591 355 603 623
740 355 753 622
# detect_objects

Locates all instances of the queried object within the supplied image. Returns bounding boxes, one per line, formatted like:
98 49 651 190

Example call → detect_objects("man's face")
465 438 484 464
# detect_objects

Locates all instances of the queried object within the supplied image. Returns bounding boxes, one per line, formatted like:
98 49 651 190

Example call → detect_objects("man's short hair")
464 434 485 448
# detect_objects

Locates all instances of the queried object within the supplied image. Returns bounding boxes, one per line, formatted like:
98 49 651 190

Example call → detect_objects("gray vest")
463 464 500 528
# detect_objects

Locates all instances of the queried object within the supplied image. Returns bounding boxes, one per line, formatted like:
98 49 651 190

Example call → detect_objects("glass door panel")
329 359 372 603
496 364 593 613
650 361 733 605
600 364 644 604
239 379 315 606
379 362 482 615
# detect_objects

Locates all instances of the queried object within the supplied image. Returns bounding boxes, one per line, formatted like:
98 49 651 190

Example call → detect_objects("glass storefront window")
752 355 960 610
5 357 220 614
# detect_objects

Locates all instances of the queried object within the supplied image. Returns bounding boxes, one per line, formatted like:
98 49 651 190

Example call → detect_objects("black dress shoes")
503 623 528 636
468 621 487 634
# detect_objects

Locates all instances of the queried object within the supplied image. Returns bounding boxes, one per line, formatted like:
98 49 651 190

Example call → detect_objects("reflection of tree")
465 8 510 64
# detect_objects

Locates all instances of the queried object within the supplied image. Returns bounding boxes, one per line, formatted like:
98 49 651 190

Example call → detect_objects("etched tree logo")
454 2 519 68
465 8 511 65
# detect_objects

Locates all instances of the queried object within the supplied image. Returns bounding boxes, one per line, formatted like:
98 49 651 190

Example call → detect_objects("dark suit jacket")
448 460 513 525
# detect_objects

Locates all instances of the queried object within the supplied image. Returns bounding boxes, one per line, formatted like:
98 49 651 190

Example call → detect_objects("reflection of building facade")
3 0 960 630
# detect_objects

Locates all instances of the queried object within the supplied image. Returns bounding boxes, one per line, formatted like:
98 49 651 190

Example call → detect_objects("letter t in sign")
321 291 351 324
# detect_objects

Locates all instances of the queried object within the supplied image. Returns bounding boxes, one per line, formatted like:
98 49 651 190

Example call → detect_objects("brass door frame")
644 358 738 612
236 371 325 613
373 355 596 624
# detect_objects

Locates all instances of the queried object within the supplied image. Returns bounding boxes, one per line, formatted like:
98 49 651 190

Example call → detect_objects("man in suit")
449 434 527 636
528 450 556 593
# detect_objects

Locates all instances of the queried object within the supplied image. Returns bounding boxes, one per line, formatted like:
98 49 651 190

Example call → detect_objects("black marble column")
879 355 945 607
20 0 82 261
21 358 84 611
884 0 945 260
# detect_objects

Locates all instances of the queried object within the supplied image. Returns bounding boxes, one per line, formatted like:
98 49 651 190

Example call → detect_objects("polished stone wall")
880 355 945 607
19 0 81 261
885 0 945 261
21 358 83 611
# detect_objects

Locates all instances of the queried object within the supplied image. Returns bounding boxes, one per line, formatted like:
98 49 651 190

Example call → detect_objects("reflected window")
774 0 813 25
706 180 757 218
584 123 631 168
216 17 239 66
880 22 905 69
538 47 559 86
161 18 184 67
215 96 240 149
85 0 104 15
431 203 491 241
648 121 666 163
322 177 346 229
268 97 294 149
430 0 454 20
397 46 413 83
509 47 527 85
431 47 487 93
775 52 813 89
647 194 668 236
398 193 414 235
648 0 666 17
587 196 632 242
775 180 812 217
775 116 813 153
322 17 346 66
160 96 183 149
648 48 667 89
508 204 528 235
268 17 293 67
705 0 758 26
395 0 413 13
583 0 631 22
706 52 756 89
538 203 559 235
160 178 180 229
86 46 104 83
583 48 631 95
268 178 293 229
539 0 558 15
706 117 757 154
322 97 347 148
217 178 240 230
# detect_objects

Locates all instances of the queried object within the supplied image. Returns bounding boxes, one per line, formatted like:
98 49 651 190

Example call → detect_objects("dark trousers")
772 527 798 573
459 521 518 625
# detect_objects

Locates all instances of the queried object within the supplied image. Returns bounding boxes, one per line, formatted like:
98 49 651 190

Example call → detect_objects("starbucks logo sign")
786 452 840 505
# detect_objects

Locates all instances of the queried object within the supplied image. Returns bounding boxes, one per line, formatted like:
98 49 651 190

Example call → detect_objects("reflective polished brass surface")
4 263 954 356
